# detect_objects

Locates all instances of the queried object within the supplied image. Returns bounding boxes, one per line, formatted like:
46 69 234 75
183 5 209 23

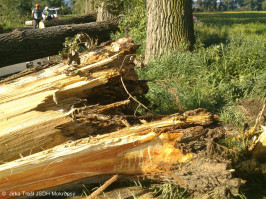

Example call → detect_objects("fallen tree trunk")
0 109 241 199
0 36 244 199
0 37 146 163
39 13 97 29
0 18 119 68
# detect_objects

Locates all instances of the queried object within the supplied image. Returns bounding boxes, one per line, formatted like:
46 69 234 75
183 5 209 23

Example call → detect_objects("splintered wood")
0 109 214 198
0 37 242 199
0 37 146 162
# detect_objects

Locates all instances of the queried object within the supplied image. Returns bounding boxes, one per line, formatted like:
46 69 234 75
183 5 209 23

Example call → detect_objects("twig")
119 55 164 117
134 104 141 117
85 174 119 199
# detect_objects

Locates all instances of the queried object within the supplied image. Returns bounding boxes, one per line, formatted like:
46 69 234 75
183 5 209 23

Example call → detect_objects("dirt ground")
237 98 266 128
234 98 266 198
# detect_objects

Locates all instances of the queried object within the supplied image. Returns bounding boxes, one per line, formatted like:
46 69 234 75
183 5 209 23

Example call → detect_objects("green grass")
0 15 29 32
132 11 266 129
0 13 82 32
194 11 266 26
150 183 189 199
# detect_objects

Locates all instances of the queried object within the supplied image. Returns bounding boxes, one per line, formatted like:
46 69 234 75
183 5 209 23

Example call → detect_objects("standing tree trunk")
87 0 97 13
145 0 195 63
86 0 89 14
97 2 116 22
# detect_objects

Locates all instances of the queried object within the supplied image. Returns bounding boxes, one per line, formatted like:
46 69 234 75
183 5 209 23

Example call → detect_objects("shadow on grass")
200 32 228 48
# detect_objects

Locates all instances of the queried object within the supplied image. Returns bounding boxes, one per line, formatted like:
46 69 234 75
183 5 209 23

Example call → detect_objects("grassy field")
194 11 266 26
134 11 265 130
0 14 80 33
194 11 266 39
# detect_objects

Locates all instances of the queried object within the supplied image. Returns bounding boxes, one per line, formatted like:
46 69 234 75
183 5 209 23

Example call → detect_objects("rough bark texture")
86 0 97 14
39 13 97 29
97 2 116 22
145 0 195 63
0 19 119 68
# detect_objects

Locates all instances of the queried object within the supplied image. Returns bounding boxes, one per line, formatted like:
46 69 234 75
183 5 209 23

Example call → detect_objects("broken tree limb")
0 109 241 199
39 13 97 29
0 36 243 199
0 109 211 196
0 37 146 162
0 18 120 68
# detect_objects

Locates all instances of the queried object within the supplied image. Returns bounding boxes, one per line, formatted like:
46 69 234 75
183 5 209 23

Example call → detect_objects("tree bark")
97 2 116 22
89 0 97 12
145 0 195 63
86 0 89 14
85 0 97 14
39 13 97 29
0 18 119 68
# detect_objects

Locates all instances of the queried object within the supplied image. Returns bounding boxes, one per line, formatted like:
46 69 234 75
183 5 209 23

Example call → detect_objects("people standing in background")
32 4 42 29
42 6 52 20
